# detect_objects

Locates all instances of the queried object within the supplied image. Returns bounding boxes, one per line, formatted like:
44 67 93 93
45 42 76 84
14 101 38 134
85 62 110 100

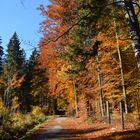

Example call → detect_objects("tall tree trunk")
4 74 12 108
123 0 140 70
3 74 12 122
114 19 128 114
95 54 104 117
73 77 78 117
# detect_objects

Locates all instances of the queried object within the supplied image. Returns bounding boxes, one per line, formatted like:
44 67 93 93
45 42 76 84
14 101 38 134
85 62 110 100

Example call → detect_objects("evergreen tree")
28 48 48 107
19 49 39 112
0 37 3 74
3 32 26 110
20 48 48 111
5 32 25 78
28 48 38 73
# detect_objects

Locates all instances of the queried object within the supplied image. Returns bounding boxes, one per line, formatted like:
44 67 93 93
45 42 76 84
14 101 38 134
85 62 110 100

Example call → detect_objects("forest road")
29 117 140 140
29 117 72 140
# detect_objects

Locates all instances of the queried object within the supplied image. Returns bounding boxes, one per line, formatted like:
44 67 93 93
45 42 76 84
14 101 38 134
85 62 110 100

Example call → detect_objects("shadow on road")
29 128 140 140
29 127 107 140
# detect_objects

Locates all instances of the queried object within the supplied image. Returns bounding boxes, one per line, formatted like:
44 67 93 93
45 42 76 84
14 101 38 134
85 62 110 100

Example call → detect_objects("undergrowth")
0 106 49 140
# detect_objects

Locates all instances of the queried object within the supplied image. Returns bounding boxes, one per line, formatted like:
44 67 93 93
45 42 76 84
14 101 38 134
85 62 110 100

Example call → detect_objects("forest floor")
29 117 140 140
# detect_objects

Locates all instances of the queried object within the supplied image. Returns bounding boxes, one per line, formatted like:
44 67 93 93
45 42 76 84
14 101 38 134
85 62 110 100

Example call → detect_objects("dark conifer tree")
3 32 26 110
0 37 4 74
20 49 39 112
5 32 25 77
27 48 48 107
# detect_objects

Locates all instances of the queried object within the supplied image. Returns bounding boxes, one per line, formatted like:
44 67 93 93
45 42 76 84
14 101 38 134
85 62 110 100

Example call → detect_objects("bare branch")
44 11 91 46
42 0 140 46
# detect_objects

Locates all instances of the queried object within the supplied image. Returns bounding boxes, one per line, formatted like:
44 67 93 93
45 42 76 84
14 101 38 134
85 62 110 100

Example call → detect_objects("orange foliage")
38 0 140 116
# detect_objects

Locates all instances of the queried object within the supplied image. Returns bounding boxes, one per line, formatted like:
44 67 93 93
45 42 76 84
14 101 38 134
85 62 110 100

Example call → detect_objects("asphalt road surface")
29 117 73 140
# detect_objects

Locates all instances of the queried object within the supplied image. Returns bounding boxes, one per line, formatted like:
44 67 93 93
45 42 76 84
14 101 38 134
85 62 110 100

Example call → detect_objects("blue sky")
0 0 50 58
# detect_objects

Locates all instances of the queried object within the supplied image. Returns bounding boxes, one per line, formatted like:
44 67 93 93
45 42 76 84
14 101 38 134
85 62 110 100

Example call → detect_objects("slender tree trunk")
123 0 140 70
4 74 11 108
106 101 111 124
120 99 125 129
95 54 104 117
3 74 12 122
114 20 128 114
73 77 78 117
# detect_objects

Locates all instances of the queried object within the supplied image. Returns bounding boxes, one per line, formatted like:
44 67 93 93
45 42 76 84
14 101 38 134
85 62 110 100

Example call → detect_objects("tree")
39 0 140 118
0 37 3 74
4 32 25 78
38 0 115 117
3 32 26 109
115 0 140 70
23 48 49 110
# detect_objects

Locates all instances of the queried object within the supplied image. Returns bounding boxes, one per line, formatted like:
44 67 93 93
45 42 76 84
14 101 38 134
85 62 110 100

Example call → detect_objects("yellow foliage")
0 98 5 114
31 106 42 116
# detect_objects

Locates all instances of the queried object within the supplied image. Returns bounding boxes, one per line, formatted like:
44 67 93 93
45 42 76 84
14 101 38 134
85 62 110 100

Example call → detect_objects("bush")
0 127 12 140
31 106 42 116
0 109 47 140
31 106 46 123
0 102 48 140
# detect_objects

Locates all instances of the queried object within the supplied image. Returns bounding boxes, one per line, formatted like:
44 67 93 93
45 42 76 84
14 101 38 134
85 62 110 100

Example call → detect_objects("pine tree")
3 32 26 110
30 49 48 107
5 32 25 77
22 48 48 109
0 37 3 74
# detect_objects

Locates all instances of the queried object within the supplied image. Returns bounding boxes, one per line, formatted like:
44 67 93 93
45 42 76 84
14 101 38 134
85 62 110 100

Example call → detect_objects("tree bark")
95 54 104 117
73 77 78 117
114 19 128 114
120 99 125 129
123 0 140 70
106 101 111 124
